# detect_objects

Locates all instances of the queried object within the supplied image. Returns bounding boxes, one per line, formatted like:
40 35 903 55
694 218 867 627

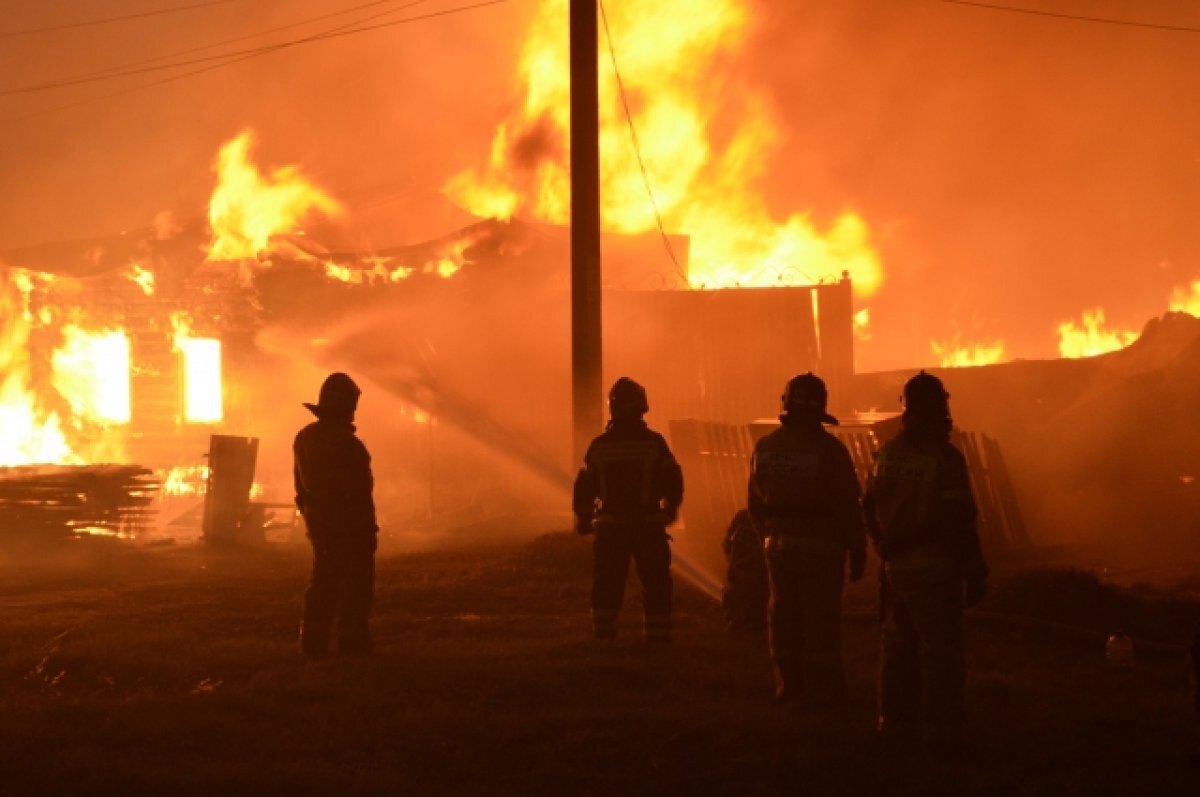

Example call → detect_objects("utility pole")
570 0 603 465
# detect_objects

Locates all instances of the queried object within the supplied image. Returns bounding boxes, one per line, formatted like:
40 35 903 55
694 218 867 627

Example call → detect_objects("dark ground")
0 532 1197 796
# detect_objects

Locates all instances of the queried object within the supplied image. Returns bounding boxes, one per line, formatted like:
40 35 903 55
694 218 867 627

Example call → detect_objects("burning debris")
1057 308 1139 359
931 336 1008 368
0 464 159 542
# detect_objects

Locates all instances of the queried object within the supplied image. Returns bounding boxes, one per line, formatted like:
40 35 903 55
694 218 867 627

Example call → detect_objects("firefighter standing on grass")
573 378 683 642
864 370 988 743
748 373 866 704
1192 620 1200 766
294 372 379 657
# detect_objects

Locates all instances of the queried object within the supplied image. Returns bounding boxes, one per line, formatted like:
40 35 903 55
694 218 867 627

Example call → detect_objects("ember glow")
853 308 871 342
171 314 222 424
161 464 209 498
51 325 132 425
127 263 156 296
930 337 1007 368
160 464 263 499
447 0 882 293
207 130 342 262
1057 308 1137 359
317 233 471 284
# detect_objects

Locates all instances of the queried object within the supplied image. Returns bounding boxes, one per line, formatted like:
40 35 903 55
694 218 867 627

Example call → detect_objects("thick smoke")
0 0 532 250
5 0 1199 370
748 0 1200 369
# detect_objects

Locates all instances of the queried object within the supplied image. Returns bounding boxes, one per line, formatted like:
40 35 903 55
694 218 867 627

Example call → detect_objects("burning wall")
0 262 251 470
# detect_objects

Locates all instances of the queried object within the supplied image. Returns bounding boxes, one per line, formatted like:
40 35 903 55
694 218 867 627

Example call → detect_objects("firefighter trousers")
1191 619 1200 718
879 561 965 736
302 532 377 655
591 524 672 641
765 543 846 703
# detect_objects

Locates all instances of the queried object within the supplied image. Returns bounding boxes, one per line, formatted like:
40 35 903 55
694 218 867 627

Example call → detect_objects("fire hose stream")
260 325 725 602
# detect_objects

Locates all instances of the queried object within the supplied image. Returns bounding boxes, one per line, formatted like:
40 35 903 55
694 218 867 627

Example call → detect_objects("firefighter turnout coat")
748 421 865 702
573 420 684 641
294 417 379 655
864 427 988 735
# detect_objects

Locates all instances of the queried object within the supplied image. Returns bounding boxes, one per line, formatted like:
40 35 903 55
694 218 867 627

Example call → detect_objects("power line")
0 0 237 39
2 0 440 97
72 0 416 82
942 0 1200 34
6 0 509 122
598 0 690 288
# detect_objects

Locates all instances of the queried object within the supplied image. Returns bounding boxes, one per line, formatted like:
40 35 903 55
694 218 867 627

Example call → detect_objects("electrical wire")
598 0 690 288
942 0 1200 34
0 0 237 39
70 0 420 83
5 0 509 121
1 0 443 97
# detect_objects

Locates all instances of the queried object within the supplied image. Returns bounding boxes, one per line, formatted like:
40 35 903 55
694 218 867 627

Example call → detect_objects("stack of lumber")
0 465 160 543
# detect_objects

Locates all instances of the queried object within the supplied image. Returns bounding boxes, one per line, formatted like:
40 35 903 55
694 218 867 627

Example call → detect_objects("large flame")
51 325 132 425
1169 280 1200 317
930 337 1007 368
0 272 74 465
207 131 342 261
1057 308 1137 359
447 0 882 293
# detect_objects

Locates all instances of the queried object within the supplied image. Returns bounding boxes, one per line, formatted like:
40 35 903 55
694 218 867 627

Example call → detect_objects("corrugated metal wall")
604 280 855 431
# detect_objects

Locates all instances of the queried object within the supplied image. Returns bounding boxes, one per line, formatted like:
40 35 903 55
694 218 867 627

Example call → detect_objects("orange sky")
1 0 1199 371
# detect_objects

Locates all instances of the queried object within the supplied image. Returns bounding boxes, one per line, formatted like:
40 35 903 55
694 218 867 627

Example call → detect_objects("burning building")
6 0 1194 559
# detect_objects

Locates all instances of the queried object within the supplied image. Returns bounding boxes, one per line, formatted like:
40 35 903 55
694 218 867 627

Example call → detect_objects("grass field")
1 532 1198 796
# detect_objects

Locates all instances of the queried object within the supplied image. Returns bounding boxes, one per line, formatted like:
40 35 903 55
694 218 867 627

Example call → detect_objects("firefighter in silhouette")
749 373 866 704
294 372 379 657
573 378 683 642
1192 620 1200 766
864 370 988 742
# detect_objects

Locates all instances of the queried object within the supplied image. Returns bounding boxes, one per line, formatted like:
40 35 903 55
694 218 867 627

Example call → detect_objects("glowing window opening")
178 338 223 423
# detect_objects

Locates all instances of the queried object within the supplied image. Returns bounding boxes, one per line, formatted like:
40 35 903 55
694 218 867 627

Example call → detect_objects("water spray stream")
258 322 723 602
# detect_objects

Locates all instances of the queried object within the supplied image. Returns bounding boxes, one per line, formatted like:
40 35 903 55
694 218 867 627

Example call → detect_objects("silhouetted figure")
864 370 988 744
749 373 866 704
294 372 379 657
1192 620 1200 766
573 378 683 642
721 509 768 633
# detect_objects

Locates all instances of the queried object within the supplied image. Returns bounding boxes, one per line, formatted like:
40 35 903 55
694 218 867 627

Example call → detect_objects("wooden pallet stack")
0 465 161 543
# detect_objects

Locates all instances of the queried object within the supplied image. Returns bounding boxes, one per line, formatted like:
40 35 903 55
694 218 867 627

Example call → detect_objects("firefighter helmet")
780 372 839 425
608 377 649 418
902 370 950 415
303 372 361 418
